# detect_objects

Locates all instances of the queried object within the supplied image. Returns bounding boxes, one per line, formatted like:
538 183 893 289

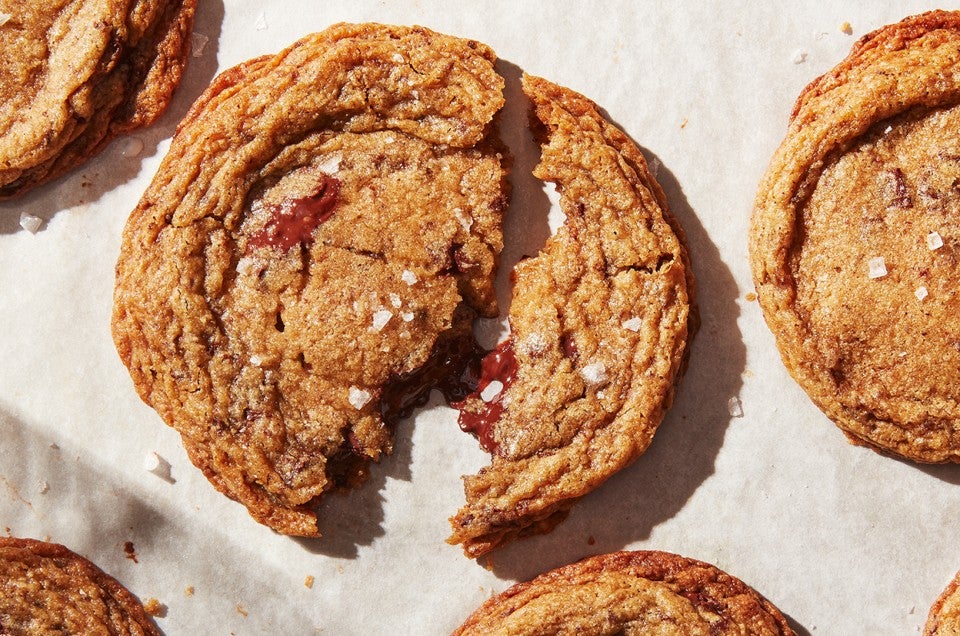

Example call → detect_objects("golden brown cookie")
453 550 794 635
448 75 694 557
112 23 506 536
750 10 960 463
0 536 160 635
0 0 196 198
927 571 960 635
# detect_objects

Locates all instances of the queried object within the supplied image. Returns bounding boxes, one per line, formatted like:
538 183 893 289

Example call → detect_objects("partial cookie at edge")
453 551 794 635
750 10 960 463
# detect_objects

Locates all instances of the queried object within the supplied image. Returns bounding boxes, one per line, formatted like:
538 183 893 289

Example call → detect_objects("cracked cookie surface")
0 0 196 198
0 537 160 636
750 10 960 463
112 23 506 535
453 551 794 635
449 75 694 557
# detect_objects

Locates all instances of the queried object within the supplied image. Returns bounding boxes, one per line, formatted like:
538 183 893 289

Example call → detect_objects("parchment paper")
1 2 959 633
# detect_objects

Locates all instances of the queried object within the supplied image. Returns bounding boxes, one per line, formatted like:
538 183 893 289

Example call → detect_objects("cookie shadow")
295 406 417 559
484 153 747 581
910 459 960 485
0 0 225 233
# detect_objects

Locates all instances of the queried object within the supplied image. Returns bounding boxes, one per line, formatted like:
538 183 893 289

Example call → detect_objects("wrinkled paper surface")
1 2 959 633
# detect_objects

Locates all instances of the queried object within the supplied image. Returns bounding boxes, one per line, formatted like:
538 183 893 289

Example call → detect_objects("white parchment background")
1 2 959 634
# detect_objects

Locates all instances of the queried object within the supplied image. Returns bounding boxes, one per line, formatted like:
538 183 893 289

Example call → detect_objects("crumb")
304 575 315 589
679 118 688 129
236 604 249 618
38 481 49 495
587 535 596 545
840 21 853 35
185 585 194 597
123 541 138 563
336 565 344 574
745 292 757 302
143 598 166 618
19 212 42 234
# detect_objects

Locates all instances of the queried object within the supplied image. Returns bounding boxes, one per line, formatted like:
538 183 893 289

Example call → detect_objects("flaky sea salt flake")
121 137 144 158
401 311 414 322
621 317 642 332
318 154 341 174
389 293 402 308
927 231 944 250
371 309 393 332
580 362 608 385
191 32 209 57
791 49 808 64
480 380 504 403
254 12 268 31
19 212 42 234
727 396 744 418
348 387 372 410
144 452 173 482
0 12 11 26
915 286 928 301
867 256 887 279
401 270 418 285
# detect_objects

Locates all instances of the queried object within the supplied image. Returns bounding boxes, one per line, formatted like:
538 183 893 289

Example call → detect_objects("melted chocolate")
248 176 341 251
453 338 518 454
379 331 519 454
380 332 485 425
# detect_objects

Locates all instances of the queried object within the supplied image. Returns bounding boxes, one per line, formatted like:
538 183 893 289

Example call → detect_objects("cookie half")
927 571 960 635
750 10 960 463
0 537 160 635
112 23 507 535
0 0 196 198
453 550 794 635
448 75 694 557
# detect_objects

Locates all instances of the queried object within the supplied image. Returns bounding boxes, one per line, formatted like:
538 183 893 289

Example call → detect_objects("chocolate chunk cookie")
453 551 794 635
0 537 160 635
449 75 694 557
112 23 506 536
0 0 196 198
750 10 960 463
927 570 960 635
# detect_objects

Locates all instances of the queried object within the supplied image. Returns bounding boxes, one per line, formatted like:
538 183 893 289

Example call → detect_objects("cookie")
453 550 794 635
112 23 507 536
0 0 197 198
448 75 695 557
750 10 960 463
927 571 960 635
0 536 160 635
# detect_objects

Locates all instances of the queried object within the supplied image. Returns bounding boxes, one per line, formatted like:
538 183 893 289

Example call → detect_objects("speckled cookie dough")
112 23 507 535
449 74 695 557
0 0 196 198
750 10 960 463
